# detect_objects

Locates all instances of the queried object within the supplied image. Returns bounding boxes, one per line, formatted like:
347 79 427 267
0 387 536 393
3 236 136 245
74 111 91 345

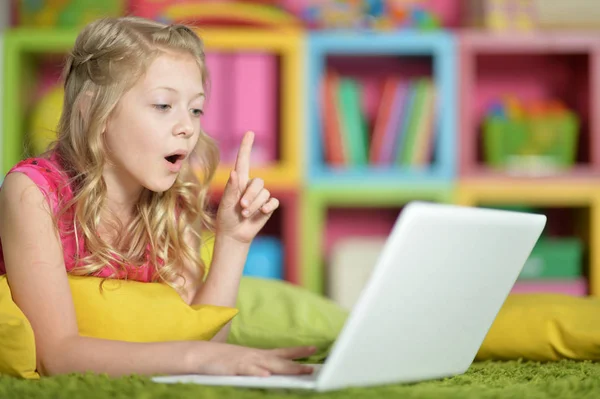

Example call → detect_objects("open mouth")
165 154 184 164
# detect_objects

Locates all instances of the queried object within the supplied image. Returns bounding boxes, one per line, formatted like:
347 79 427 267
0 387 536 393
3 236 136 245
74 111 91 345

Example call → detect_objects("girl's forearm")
41 335 200 377
191 233 250 340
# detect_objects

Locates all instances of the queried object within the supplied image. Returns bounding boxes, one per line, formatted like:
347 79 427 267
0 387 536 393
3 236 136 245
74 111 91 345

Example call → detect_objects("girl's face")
103 51 205 196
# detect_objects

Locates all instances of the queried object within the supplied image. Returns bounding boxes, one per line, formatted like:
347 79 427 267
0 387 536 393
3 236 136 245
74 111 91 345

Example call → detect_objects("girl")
0 16 315 378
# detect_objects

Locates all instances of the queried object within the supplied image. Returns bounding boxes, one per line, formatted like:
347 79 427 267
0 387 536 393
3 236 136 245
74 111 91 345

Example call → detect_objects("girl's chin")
143 176 178 194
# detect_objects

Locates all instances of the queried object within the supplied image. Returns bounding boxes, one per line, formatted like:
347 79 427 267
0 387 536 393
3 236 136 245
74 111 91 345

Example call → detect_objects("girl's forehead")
147 53 203 77
138 53 204 93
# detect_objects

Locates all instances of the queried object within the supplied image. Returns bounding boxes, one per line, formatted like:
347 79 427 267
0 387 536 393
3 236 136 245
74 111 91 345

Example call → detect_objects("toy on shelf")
128 0 302 29
291 0 441 31
482 96 580 175
16 0 123 28
466 0 535 32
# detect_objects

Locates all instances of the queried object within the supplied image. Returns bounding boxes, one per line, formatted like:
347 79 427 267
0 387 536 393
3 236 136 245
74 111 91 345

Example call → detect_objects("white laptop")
152 201 546 391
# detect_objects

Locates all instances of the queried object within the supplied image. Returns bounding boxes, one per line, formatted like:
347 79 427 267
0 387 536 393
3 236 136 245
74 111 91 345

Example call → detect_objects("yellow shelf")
456 180 600 206
208 163 300 191
198 27 301 50
456 180 600 297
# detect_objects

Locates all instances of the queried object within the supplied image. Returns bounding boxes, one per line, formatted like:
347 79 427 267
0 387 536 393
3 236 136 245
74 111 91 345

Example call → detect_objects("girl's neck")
100 160 144 249
98 203 135 249
102 160 144 212
101 181 140 248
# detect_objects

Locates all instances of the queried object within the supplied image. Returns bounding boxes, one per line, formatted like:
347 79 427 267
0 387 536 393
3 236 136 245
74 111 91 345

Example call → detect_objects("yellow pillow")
476 293 600 361
0 277 39 379
0 274 238 378
68 276 238 342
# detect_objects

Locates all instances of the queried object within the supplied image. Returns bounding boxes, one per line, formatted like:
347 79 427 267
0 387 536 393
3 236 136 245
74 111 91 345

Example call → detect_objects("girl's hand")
216 131 279 244
192 343 316 377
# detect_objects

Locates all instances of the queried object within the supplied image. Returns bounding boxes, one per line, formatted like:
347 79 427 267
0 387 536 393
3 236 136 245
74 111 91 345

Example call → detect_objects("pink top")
0 152 156 282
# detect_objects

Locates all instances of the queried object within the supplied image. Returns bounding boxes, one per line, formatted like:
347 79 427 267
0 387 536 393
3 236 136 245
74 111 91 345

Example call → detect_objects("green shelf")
3 29 80 175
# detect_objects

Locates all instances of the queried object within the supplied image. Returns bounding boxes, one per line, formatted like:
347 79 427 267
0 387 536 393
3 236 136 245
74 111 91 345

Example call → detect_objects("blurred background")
2 0 600 308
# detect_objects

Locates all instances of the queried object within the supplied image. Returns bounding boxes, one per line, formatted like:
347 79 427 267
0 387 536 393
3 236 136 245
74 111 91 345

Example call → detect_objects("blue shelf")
309 164 452 188
305 31 457 186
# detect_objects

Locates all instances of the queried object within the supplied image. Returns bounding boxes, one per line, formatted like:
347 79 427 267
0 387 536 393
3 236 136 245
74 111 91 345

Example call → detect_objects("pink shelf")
460 31 600 53
324 207 402 259
512 278 588 296
458 31 600 178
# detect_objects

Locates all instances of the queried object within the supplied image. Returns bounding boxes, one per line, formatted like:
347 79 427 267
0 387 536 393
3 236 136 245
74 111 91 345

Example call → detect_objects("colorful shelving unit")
457 31 600 297
301 31 457 294
4 6 600 299
300 29 600 299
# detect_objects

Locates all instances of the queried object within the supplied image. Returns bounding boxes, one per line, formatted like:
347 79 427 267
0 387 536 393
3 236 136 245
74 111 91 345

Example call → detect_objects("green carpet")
1 360 600 398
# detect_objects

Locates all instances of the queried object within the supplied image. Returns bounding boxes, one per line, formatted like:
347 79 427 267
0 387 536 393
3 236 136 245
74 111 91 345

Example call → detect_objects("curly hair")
49 16 219 287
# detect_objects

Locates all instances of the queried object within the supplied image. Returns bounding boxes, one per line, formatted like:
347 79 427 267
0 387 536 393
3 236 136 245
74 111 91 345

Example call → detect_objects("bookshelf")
305 31 457 188
4 12 600 299
301 30 457 294
300 30 600 298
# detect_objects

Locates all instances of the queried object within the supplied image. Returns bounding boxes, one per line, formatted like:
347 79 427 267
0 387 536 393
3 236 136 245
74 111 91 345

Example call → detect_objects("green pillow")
228 277 348 363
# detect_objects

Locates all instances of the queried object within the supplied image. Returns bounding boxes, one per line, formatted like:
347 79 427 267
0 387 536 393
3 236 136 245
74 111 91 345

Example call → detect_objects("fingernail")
241 199 248 207
242 209 250 217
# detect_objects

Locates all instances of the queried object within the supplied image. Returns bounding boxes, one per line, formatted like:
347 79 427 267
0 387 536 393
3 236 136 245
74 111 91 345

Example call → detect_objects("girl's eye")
153 104 171 111
191 108 204 117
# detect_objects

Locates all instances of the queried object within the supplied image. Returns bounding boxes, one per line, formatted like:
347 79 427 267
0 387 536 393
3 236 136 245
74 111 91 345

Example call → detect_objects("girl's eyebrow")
150 86 205 98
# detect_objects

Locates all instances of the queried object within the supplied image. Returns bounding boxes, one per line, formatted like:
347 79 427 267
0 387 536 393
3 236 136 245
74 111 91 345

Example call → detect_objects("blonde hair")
51 16 219 286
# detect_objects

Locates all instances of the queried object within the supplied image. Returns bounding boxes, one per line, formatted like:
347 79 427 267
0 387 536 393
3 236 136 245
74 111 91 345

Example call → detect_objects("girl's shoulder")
4 152 73 213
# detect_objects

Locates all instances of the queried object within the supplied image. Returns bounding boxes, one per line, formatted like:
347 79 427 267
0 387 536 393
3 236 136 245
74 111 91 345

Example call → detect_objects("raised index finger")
234 131 254 187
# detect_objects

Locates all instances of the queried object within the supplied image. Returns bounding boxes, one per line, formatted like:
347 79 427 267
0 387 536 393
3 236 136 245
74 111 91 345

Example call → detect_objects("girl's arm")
188 132 277 342
0 172 313 377
190 233 250 341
